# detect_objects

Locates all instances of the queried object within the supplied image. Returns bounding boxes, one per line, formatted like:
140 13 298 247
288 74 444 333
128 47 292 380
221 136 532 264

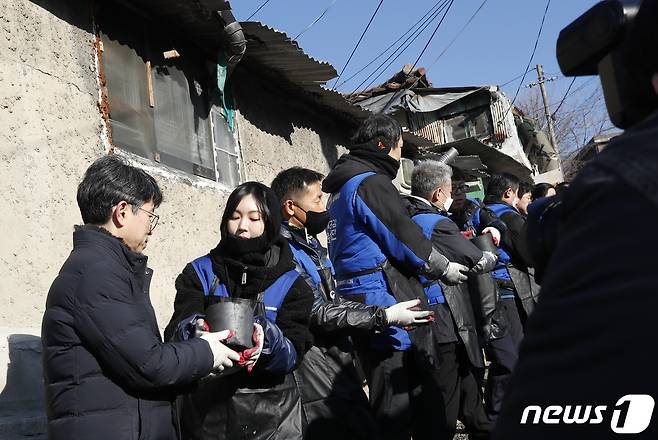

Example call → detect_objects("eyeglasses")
136 206 159 233
453 184 467 193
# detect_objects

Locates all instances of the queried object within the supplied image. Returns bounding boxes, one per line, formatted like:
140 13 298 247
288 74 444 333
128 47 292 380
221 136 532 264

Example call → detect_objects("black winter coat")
402 196 487 368
164 236 314 440
493 111 658 439
281 223 381 439
41 226 213 440
480 199 539 318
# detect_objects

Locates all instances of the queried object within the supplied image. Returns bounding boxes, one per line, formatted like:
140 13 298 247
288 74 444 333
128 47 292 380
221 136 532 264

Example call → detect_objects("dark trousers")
360 350 444 440
484 297 524 422
436 342 493 440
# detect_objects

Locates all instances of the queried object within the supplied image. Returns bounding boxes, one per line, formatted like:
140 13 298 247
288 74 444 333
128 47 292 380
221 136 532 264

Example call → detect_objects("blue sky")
231 0 602 101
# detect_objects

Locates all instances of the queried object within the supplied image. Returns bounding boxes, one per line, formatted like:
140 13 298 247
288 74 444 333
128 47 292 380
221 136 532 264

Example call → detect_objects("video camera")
557 0 658 128
530 0 658 283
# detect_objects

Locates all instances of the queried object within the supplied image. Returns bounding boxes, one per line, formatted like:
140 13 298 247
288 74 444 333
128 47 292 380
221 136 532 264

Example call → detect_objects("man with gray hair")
401 160 499 440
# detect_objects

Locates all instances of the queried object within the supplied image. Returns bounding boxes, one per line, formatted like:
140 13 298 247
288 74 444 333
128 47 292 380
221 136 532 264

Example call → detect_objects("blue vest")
326 171 386 276
464 198 482 232
411 212 447 306
474 203 516 284
288 239 333 290
327 171 415 351
190 255 299 322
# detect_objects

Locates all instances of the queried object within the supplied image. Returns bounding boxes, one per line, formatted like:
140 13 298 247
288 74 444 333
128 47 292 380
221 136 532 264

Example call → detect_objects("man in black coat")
474 173 538 422
494 1 658 436
271 167 431 439
322 114 469 440
480 173 537 325
41 155 239 440
402 160 498 439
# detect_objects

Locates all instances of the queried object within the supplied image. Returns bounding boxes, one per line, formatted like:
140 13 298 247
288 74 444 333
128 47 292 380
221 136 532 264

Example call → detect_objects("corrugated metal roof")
240 22 336 85
239 22 373 125
102 1 403 127
424 138 532 180
113 0 227 53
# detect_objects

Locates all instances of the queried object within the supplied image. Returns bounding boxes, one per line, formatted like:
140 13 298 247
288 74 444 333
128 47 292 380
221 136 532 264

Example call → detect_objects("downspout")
201 0 246 131
212 0 246 76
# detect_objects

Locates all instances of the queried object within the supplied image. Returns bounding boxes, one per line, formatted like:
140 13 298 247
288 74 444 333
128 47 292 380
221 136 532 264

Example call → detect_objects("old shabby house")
0 0 361 435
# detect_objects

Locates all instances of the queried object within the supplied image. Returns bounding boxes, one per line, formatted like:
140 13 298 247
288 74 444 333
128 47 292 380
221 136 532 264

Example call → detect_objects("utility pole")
536 64 559 152
525 64 563 179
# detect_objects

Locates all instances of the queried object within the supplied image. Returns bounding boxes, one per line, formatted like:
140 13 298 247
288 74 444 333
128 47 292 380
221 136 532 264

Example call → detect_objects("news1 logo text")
520 394 655 434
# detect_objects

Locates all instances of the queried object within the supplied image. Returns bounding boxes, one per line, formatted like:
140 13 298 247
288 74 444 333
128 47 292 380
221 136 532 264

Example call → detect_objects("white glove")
240 323 264 373
482 227 501 246
194 318 210 337
441 262 469 285
384 299 434 327
200 330 241 371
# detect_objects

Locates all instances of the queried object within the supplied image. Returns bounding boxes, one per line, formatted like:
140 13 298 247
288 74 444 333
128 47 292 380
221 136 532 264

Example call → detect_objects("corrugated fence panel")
408 112 445 145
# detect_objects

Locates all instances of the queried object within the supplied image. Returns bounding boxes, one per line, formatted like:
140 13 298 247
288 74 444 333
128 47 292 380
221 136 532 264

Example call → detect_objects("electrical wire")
335 0 450 90
550 76 577 117
521 77 597 115
332 0 384 90
428 0 489 66
350 0 452 95
379 0 456 113
500 68 536 87
502 0 552 120
293 0 338 41
408 0 455 72
349 0 451 94
247 0 273 20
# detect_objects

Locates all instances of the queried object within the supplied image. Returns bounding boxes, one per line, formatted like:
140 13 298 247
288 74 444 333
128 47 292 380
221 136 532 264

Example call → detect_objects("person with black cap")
322 114 469 440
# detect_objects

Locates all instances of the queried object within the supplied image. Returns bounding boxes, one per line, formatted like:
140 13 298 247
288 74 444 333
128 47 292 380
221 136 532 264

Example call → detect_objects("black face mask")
218 234 271 261
305 210 331 235
294 204 330 236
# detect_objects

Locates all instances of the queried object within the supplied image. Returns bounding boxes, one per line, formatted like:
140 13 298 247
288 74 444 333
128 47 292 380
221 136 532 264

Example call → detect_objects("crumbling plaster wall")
1 0 102 332
1 0 100 416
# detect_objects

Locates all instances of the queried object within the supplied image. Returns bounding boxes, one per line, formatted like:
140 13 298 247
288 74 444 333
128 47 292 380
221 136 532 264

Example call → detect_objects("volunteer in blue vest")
271 167 432 440
448 167 484 238
402 160 498 440
479 173 536 336
322 114 470 440
164 182 314 440
475 173 536 422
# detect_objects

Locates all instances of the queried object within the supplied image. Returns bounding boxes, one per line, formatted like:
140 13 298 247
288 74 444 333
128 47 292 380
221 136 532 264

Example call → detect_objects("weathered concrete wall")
234 65 350 182
1 1 100 434
1 0 101 331
0 0 351 428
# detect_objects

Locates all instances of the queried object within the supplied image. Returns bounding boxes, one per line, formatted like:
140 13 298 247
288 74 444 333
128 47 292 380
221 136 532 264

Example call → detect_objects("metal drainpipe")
212 1 246 76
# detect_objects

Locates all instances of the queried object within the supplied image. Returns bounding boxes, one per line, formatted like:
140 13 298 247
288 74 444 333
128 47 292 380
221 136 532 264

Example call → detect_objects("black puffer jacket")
41 226 214 440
